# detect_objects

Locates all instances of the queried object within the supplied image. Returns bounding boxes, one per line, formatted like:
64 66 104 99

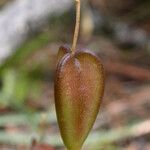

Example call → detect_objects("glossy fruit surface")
54 47 104 150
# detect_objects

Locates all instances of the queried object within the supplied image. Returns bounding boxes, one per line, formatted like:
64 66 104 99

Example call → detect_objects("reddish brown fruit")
54 48 104 150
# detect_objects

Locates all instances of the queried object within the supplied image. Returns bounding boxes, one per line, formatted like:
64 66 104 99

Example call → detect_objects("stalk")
71 0 81 54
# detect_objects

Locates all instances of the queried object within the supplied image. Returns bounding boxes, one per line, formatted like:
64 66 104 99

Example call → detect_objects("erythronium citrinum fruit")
54 1 105 150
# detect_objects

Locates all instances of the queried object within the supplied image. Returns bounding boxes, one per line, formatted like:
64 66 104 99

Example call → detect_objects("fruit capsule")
54 46 104 150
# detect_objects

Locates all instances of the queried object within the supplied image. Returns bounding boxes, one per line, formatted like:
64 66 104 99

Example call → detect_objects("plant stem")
71 0 81 54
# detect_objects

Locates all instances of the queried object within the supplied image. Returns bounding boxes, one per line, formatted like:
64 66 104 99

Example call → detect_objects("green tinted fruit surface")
54 47 104 150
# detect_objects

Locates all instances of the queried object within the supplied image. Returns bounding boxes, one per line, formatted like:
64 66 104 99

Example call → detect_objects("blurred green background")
0 0 150 150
